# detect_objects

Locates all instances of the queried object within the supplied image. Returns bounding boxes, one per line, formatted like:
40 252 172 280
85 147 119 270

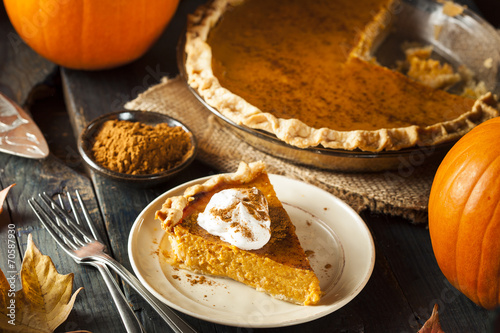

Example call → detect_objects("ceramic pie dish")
178 0 500 172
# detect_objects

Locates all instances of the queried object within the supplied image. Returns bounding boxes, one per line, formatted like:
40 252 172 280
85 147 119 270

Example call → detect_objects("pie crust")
156 160 269 231
155 161 322 305
184 0 499 152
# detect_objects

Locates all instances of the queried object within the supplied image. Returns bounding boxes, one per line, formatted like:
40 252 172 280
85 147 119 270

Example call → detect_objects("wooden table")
0 1 497 332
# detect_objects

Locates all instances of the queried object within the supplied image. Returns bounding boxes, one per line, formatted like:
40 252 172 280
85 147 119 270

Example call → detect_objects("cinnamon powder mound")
92 119 192 175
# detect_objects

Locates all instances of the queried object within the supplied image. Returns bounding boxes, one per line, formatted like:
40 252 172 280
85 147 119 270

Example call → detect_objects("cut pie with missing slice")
184 0 499 152
155 161 322 305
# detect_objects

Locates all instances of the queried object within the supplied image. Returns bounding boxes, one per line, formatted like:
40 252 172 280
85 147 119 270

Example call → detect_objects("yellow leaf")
0 184 15 214
0 234 83 332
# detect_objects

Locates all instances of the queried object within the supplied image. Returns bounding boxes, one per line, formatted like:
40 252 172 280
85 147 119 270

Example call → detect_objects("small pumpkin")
3 0 179 70
429 117 500 310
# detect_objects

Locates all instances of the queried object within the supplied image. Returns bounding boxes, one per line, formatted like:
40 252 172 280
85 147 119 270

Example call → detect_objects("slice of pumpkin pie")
155 161 322 305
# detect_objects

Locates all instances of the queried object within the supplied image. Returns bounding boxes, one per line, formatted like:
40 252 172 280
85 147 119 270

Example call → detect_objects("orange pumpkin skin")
429 117 500 310
3 0 180 70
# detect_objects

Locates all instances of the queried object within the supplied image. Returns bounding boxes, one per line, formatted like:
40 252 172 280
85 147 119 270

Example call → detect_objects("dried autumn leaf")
0 184 15 214
418 304 445 333
0 234 83 333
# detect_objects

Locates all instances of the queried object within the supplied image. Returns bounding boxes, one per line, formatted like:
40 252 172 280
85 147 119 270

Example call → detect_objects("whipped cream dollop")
197 187 271 250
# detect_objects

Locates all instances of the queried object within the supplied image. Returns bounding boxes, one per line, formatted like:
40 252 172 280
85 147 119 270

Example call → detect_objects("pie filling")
185 0 499 151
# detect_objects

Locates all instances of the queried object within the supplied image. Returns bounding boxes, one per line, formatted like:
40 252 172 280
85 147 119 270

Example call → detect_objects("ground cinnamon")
91 119 192 175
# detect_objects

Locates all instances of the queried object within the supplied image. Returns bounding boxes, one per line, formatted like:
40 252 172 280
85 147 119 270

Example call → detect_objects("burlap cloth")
125 76 445 223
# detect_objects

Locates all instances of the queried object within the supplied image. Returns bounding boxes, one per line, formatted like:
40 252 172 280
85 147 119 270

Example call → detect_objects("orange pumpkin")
3 0 179 70
429 117 500 310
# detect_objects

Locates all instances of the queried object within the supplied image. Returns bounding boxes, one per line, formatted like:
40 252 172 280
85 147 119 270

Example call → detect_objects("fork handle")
91 262 146 333
94 256 197 333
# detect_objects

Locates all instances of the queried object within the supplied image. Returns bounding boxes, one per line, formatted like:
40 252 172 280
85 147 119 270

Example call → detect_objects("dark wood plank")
365 212 491 332
0 171 22 296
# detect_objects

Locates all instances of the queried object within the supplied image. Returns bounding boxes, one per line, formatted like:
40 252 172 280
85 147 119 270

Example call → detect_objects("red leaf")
418 304 445 333
0 184 15 214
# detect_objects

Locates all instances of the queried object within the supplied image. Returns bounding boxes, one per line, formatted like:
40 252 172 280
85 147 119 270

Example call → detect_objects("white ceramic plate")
128 174 375 328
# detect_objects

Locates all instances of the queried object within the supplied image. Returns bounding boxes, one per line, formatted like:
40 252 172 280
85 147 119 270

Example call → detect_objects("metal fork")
28 192 144 333
28 191 197 333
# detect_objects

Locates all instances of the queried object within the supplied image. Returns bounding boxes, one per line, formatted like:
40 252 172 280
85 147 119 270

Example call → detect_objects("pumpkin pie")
184 0 499 152
155 161 322 305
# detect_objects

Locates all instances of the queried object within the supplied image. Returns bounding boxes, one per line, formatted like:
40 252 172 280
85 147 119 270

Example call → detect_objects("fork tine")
57 193 65 210
51 194 87 248
35 195 85 249
40 192 94 244
59 192 94 244
75 190 104 244
28 198 80 253
66 192 83 226
40 193 81 237
65 192 93 244
56 193 81 228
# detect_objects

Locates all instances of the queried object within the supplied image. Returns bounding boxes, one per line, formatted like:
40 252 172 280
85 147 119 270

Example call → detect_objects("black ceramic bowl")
78 110 197 186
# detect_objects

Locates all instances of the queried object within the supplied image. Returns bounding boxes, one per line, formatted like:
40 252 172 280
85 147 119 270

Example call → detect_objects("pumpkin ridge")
141 0 146 51
434 145 479 279
37 0 48 57
117 2 122 61
478 202 500 308
433 136 482 191
475 155 500 308
454 157 493 305
80 0 87 67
